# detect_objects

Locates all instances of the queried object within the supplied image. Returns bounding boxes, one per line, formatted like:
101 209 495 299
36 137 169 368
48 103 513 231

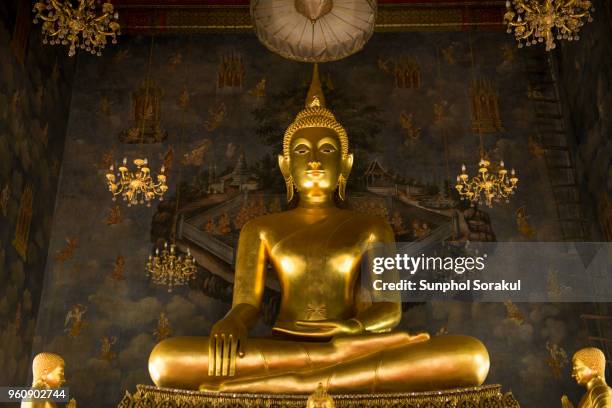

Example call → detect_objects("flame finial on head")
283 64 348 161
306 63 325 108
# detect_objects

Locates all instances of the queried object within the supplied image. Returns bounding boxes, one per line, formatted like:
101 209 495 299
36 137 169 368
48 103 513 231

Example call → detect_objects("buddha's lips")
305 170 325 177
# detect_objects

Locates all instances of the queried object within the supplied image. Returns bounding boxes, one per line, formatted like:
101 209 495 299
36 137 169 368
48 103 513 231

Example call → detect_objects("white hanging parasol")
251 0 377 62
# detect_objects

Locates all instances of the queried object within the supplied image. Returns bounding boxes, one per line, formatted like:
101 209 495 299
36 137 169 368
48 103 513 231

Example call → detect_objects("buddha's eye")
294 144 310 155
319 144 336 154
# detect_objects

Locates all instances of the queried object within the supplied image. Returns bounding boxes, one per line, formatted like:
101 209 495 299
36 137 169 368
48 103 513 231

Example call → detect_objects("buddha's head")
279 64 353 204
32 352 66 387
571 347 605 385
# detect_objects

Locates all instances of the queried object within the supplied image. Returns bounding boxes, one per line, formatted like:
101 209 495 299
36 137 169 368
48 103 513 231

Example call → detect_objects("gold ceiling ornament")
251 0 376 62
105 158 168 207
146 242 197 292
32 0 121 57
504 0 594 51
455 156 519 208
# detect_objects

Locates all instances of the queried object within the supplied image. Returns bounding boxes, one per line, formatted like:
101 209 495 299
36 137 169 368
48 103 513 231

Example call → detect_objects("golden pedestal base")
118 384 521 408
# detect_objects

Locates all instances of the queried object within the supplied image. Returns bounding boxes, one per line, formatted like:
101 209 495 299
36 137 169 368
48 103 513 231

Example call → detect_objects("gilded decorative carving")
118 384 521 408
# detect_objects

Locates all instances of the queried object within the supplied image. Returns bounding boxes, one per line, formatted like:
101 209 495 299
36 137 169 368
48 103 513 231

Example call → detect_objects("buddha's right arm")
209 221 268 376
228 219 268 329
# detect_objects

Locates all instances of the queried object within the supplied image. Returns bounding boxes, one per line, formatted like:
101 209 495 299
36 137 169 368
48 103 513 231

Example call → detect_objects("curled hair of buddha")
573 347 606 377
33 352 64 380
283 64 349 161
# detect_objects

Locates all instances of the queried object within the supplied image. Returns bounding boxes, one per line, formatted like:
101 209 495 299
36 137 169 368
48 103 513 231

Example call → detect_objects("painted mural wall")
557 0 612 242
0 1 75 393
32 32 601 407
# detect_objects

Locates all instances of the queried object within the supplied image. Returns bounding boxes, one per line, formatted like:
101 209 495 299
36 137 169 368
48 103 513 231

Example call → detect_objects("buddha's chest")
267 219 366 285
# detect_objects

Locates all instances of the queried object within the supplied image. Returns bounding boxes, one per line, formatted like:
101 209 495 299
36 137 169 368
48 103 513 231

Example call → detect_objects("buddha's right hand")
561 395 574 408
208 315 247 377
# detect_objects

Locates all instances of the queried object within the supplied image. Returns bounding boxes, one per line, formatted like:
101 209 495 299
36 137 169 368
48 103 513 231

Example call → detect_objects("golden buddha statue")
307 383 335 408
148 65 490 394
562 348 612 408
21 352 76 408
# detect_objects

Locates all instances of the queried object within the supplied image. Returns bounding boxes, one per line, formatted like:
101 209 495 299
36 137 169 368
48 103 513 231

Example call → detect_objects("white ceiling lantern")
251 0 377 62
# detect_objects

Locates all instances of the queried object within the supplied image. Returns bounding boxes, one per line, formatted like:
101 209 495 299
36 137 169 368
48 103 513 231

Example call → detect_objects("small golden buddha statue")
148 65 490 394
307 383 335 408
21 352 76 408
561 348 612 408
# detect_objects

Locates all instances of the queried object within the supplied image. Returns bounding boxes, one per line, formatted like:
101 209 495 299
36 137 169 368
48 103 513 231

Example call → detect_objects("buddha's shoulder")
238 209 393 236
341 209 395 235
237 211 294 232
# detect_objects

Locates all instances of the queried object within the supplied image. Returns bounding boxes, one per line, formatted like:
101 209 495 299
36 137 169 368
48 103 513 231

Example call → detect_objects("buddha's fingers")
215 335 223 376
408 332 431 343
222 334 231 376
208 335 216 376
229 336 238 376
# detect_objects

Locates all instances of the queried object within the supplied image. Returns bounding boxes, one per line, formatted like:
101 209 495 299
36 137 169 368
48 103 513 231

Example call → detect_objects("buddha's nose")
308 161 322 170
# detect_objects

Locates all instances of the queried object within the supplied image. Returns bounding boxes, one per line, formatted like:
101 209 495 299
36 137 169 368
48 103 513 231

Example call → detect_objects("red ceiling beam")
112 0 506 33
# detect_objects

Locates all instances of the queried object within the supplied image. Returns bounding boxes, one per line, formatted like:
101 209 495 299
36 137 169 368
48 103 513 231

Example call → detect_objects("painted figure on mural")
54 238 78 263
154 312 172 343
148 65 490 394
64 304 87 338
503 300 525 325
0 182 10 216
515 206 536 238
100 336 118 362
204 102 226 132
561 348 612 408
106 205 121 226
546 341 569 380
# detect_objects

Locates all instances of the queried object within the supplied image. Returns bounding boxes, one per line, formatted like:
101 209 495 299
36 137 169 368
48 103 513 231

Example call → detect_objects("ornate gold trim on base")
118 384 521 407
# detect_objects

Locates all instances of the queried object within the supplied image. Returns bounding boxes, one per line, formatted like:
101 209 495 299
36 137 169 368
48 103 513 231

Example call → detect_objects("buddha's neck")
298 192 335 210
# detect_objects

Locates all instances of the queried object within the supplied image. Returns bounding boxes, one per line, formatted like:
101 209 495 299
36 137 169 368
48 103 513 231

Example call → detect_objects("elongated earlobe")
278 154 294 202
337 174 347 201
285 175 295 202
337 153 353 201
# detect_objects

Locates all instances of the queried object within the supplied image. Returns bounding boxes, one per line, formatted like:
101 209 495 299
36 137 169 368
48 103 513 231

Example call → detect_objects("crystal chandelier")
455 157 519 207
105 158 168 207
146 242 197 292
504 0 594 51
32 0 121 57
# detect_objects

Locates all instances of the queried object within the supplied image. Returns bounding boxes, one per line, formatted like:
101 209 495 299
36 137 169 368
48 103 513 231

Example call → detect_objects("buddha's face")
43 364 66 388
280 127 352 202
571 359 595 385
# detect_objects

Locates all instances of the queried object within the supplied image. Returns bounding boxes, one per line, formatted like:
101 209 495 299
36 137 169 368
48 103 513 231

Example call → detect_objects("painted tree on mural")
251 69 384 189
